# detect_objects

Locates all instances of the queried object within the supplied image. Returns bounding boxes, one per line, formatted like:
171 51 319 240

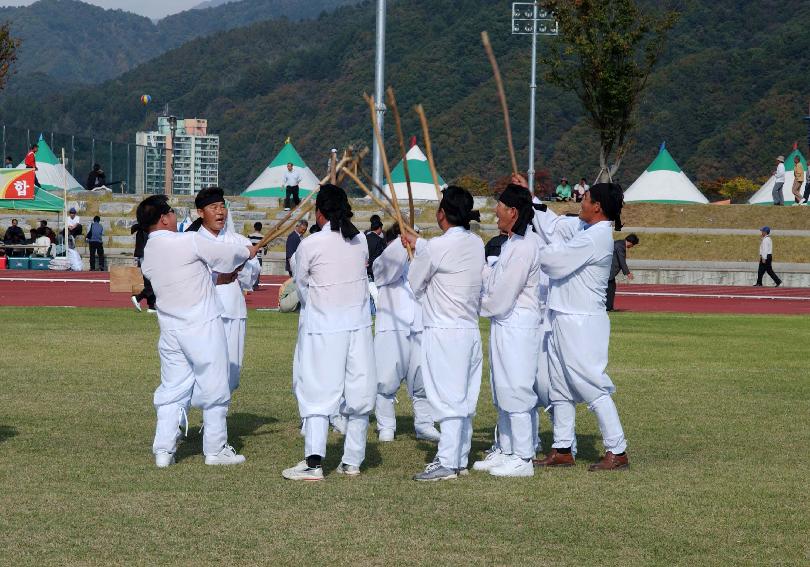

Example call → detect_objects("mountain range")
0 0 362 83
1 0 809 195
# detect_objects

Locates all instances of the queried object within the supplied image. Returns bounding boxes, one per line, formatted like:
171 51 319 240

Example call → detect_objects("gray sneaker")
335 462 361 476
413 460 458 482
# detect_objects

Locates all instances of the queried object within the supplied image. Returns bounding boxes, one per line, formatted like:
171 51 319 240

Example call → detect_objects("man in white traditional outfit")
529 178 630 471
282 184 376 481
402 186 485 482
373 224 440 443
473 184 542 477
138 195 258 468
187 187 261 395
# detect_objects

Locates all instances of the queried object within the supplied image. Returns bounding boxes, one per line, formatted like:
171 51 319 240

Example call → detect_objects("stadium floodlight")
511 2 558 194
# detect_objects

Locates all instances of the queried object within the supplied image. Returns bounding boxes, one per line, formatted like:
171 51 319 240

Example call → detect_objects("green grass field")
1 308 808 566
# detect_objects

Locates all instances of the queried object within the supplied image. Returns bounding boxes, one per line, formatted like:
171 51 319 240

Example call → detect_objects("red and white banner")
0 168 36 199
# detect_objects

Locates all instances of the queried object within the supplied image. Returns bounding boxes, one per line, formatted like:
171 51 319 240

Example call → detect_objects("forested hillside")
0 0 361 83
1 0 809 193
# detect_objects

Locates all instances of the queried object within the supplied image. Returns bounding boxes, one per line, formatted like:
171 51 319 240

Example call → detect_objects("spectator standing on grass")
282 162 303 211
555 177 573 202
86 215 105 271
285 219 308 277
606 234 639 312
131 222 157 313
754 226 782 287
772 156 785 206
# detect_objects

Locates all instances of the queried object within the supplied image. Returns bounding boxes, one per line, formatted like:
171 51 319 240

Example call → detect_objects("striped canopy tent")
749 147 807 205
241 140 320 198
0 185 64 211
17 135 83 193
624 145 709 204
383 144 447 202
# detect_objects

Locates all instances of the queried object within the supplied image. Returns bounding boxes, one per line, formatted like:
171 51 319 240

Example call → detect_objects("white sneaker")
472 448 508 471
335 462 361 476
489 454 534 477
147 308 157 314
155 451 175 468
204 444 246 466
378 429 395 442
282 460 324 481
131 295 142 312
415 426 441 442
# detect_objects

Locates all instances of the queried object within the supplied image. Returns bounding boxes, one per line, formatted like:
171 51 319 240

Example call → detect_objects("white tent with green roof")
383 144 447 202
749 147 807 205
241 140 320 198
624 144 708 204
17 135 83 193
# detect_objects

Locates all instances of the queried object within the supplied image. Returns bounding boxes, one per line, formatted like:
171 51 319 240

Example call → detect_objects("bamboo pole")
364 93 412 257
481 31 519 175
414 104 443 201
341 166 417 237
257 201 315 248
386 86 414 226
61 148 68 257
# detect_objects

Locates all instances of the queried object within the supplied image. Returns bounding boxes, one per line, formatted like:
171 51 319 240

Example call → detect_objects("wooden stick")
481 31 519 176
364 93 412 258
386 86 415 227
341 166 418 237
329 150 337 184
414 104 443 201
258 201 315 248
254 155 349 250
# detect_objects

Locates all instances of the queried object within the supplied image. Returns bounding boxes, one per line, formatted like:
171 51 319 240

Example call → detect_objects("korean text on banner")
0 169 36 200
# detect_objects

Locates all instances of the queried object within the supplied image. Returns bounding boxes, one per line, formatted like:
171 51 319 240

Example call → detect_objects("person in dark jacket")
365 215 385 279
285 219 308 276
86 215 106 271
3 218 25 256
86 164 107 190
606 234 639 311
130 222 156 312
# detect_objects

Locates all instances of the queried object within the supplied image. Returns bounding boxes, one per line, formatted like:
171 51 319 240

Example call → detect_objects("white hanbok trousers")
488 323 540 459
547 311 626 454
223 317 246 394
153 317 230 456
422 327 482 469
374 330 435 434
294 327 376 463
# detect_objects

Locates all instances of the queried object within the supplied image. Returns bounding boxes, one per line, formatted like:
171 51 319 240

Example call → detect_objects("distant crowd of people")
553 177 590 202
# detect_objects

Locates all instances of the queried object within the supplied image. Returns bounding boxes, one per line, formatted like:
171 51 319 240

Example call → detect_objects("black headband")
497 184 534 236
195 188 225 209
588 183 624 231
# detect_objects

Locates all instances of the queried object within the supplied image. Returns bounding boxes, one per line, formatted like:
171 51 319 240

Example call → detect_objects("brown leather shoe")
588 451 629 471
533 449 575 468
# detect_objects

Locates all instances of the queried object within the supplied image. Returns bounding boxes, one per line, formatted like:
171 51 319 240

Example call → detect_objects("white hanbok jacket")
141 230 250 331
198 227 261 320
408 226 484 329
294 222 371 334
373 239 422 334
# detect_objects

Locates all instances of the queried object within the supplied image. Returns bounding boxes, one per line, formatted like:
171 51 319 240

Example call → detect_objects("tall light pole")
372 0 386 193
512 2 558 194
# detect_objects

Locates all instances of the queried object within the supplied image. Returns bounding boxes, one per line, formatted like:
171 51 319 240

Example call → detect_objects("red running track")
0 271 807 315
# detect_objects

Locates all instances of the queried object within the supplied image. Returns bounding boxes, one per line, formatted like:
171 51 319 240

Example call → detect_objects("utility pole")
512 2 558 194
372 0 386 193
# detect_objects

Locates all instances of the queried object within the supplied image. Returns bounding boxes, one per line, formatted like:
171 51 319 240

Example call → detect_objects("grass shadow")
0 425 18 443
176 412 277 463
322 421 383 474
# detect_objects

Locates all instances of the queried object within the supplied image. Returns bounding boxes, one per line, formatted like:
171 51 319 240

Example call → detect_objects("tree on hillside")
541 0 678 182
0 22 19 91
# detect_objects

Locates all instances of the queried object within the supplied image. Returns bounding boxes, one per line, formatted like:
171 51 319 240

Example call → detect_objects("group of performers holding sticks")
136 33 630 479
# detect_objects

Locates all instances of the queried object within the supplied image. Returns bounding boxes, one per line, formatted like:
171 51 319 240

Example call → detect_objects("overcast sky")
0 0 203 19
